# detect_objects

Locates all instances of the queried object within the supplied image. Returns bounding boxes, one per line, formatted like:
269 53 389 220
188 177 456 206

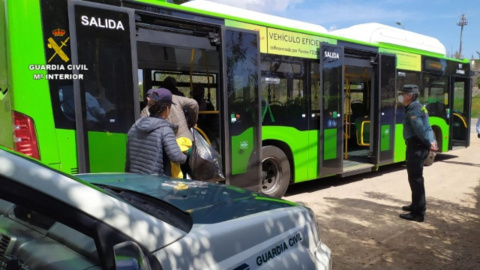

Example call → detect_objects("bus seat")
206 100 215 111
452 112 467 140
426 102 446 118
355 117 370 146
284 98 304 119
269 100 285 123
261 99 280 123
270 104 283 116
351 101 367 122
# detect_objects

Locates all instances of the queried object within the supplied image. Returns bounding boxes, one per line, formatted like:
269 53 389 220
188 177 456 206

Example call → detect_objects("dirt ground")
284 120 480 270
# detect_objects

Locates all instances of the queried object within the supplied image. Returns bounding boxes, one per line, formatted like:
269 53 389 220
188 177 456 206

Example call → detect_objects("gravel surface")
284 120 480 269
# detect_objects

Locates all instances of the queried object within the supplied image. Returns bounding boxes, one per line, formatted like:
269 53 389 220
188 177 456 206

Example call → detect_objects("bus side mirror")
114 241 151 270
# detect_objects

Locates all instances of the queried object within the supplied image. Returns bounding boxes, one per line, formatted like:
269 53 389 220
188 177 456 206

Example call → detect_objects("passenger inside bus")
164 76 185 97
59 85 106 124
191 84 207 111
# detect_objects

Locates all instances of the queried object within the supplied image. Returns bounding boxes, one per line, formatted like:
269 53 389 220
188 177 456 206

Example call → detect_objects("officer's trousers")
405 141 429 216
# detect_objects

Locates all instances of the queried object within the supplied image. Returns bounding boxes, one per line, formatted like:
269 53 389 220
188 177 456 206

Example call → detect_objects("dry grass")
472 86 480 117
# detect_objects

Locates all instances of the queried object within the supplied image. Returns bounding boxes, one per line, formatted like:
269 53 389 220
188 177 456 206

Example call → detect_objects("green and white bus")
0 0 471 198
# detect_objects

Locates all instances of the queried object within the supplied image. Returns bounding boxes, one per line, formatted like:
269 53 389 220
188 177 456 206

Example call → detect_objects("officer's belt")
406 137 424 146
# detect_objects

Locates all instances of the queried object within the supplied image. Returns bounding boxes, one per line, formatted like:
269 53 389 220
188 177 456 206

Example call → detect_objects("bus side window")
59 85 75 122
58 85 106 123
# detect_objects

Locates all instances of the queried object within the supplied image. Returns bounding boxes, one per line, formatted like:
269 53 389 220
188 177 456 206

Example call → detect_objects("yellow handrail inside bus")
452 112 467 128
356 119 370 146
198 111 220 114
194 126 212 145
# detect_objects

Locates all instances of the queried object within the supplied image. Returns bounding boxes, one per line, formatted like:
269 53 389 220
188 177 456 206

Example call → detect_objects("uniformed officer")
398 84 438 222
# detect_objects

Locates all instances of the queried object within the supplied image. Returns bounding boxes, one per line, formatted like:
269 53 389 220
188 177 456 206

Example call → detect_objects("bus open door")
373 54 397 166
449 76 471 149
68 1 138 173
318 44 344 177
222 27 262 192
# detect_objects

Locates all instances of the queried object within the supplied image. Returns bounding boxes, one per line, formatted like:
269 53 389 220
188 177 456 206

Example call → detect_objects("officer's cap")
398 84 420 95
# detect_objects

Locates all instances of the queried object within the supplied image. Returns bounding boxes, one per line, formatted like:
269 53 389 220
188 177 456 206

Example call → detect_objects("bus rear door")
373 54 396 165
68 1 138 173
318 44 344 177
449 76 471 148
223 27 262 191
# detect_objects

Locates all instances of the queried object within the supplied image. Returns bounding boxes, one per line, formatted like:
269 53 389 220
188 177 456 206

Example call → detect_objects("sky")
193 0 479 59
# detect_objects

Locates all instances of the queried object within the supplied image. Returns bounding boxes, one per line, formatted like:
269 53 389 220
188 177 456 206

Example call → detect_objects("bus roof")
182 2 446 57
181 0 328 34
330 23 446 56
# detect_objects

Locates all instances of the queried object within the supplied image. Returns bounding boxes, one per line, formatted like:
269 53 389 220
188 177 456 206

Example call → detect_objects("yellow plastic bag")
171 137 192 178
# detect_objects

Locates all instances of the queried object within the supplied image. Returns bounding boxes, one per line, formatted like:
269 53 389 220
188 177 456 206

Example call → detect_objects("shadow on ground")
311 181 480 270
285 153 460 197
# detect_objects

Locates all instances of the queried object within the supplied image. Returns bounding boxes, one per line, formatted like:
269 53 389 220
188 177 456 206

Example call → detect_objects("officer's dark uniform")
402 96 434 220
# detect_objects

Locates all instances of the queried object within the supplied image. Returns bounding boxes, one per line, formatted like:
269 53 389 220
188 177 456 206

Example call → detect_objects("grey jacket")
140 96 199 141
126 116 186 176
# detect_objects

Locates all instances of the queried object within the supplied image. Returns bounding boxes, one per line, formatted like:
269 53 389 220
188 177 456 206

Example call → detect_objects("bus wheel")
261 146 290 198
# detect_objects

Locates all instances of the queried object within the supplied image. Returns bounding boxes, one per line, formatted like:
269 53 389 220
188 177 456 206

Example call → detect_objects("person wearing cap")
140 88 156 118
398 84 438 222
125 88 186 176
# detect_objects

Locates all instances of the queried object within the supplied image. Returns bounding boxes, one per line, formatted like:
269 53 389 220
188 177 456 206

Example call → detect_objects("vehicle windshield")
96 184 193 232
83 174 296 225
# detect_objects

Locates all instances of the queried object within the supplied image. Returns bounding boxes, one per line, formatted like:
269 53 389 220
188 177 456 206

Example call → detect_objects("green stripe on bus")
88 132 127 173
381 125 390 151
231 128 254 175
323 129 337 160
55 129 78 174
262 126 314 182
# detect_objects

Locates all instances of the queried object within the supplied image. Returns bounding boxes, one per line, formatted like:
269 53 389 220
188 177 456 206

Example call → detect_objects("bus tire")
261 145 291 198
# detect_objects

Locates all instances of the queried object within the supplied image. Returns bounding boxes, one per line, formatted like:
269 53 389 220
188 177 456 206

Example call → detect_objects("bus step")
339 163 376 178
